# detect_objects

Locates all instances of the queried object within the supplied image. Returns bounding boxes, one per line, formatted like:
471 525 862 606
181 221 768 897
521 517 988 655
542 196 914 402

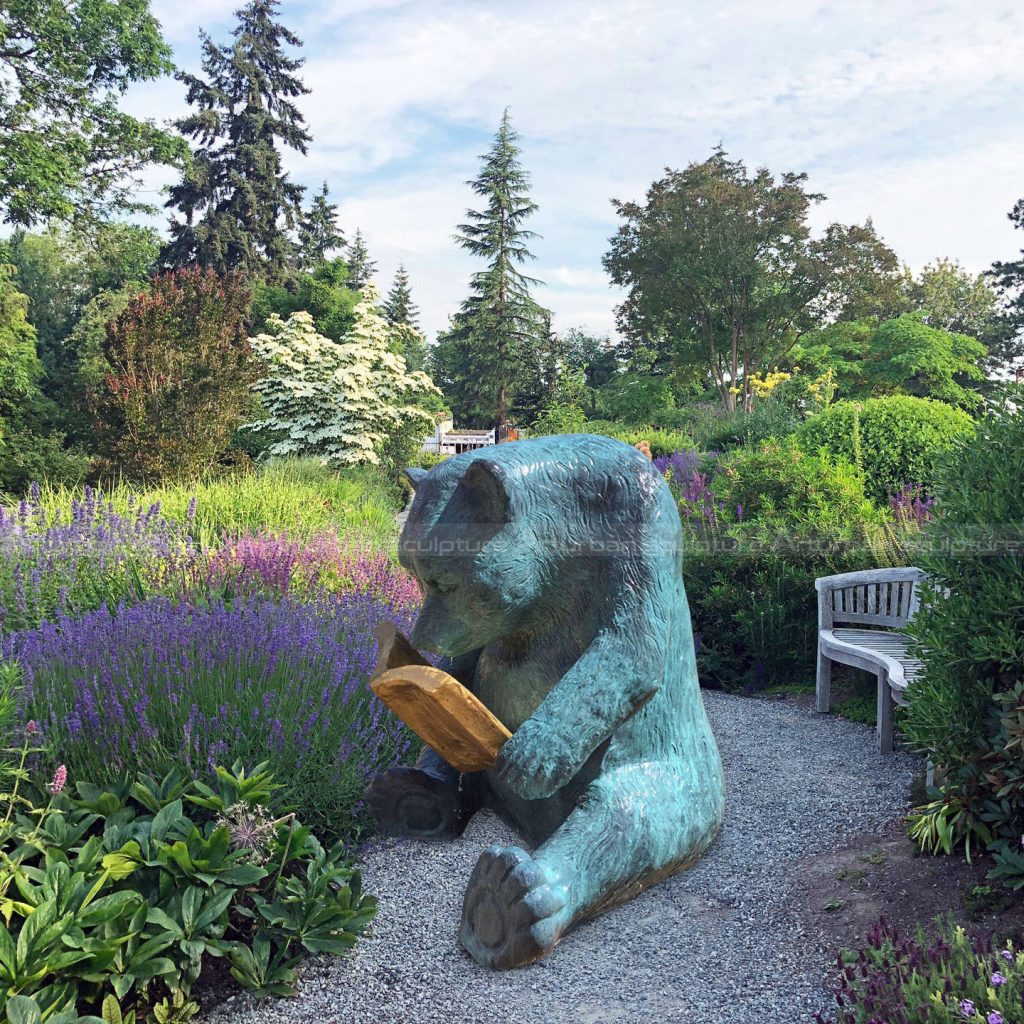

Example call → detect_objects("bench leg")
815 648 832 713
876 669 894 754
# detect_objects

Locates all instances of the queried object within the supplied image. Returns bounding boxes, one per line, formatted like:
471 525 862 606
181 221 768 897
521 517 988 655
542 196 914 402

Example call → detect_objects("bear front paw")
460 845 570 968
494 726 577 800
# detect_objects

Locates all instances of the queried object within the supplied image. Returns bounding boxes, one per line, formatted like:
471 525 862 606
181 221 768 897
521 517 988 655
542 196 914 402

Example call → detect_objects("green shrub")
570 420 694 457
680 441 892 690
0 669 374 1021
698 401 801 451
797 395 974 502
901 392 1024 871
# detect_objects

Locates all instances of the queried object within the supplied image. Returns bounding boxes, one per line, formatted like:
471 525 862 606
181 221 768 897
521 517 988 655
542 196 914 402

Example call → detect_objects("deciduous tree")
0 0 185 226
603 148 878 413
93 268 255 480
246 283 439 467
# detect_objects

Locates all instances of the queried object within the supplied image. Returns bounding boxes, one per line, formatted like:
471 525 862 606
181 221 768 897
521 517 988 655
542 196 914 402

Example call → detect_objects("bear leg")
365 747 484 841
460 760 723 967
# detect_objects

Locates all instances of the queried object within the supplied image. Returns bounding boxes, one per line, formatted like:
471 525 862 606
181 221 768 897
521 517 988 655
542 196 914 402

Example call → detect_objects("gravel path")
206 692 920 1024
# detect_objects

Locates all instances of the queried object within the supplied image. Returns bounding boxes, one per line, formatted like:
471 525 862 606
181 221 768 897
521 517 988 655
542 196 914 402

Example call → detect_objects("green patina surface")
367 434 725 968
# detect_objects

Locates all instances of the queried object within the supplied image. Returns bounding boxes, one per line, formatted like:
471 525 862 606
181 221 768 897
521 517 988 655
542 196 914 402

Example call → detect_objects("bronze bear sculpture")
366 434 725 969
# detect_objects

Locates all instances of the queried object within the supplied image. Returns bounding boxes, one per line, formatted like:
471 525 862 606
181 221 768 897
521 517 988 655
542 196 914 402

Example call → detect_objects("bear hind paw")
460 845 569 968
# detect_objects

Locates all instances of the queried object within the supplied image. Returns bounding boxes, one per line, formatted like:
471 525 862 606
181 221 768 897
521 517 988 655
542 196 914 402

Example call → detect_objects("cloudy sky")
128 0 1024 340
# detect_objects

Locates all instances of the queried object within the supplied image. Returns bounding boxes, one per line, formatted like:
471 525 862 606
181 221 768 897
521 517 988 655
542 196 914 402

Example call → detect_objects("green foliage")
561 421 694 458
697 401 801 451
0 267 45 449
0 759 374 1021
246 285 440 469
432 110 549 429
297 182 345 272
0 266 86 496
988 195 1024 374
787 313 987 409
901 394 1024 869
382 266 427 372
163 0 310 284
798 396 974 502
596 371 677 425
92 268 256 483
530 367 589 435
908 257 999 339
0 0 186 226
603 147 880 413
251 258 359 342
382 265 419 331
711 440 883 535
818 916 1024 1024
344 230 376 291
680 442 891 690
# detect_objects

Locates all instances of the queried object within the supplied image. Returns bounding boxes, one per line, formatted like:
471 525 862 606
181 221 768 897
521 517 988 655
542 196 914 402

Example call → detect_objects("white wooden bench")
815 567 926 754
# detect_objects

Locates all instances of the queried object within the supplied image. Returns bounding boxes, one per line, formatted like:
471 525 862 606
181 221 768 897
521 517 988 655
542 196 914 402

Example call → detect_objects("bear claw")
460 845 569 968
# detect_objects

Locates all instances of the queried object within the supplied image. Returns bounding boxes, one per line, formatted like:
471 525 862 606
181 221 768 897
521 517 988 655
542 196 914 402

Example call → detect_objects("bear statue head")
399 456 545 657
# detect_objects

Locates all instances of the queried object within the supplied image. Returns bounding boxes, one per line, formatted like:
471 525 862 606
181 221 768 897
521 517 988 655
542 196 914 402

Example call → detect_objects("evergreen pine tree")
382 263 426 369
432 110 548 430
383 264 419 328
989 196 1024 374
163 0 310 283
298 181 345 270
346 229 377 290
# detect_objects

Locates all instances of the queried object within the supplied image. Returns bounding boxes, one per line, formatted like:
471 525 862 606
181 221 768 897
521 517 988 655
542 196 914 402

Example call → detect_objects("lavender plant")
890 483 937 528
4 592 417 840
818 917 1024 1024
0 483 196 638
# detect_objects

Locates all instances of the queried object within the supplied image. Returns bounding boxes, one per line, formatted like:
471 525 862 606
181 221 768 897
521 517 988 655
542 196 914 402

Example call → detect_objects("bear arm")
495 617 667 801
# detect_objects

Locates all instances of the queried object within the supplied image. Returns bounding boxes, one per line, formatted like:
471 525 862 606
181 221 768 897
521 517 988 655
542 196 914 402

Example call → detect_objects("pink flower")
48 764 67 795
26 720 37 735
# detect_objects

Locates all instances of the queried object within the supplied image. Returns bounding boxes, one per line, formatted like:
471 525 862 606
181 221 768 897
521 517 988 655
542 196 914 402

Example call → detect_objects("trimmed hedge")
797 395 974 503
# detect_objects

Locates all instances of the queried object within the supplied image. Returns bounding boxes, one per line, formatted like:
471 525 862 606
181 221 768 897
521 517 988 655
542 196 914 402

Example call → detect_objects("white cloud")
128 0 1024 340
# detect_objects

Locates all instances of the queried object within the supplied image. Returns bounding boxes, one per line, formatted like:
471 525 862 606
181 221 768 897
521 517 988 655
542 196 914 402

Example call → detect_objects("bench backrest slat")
820 568 925 629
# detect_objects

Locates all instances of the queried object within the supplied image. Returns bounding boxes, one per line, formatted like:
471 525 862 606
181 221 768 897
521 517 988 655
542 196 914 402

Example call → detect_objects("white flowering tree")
246 283 440 466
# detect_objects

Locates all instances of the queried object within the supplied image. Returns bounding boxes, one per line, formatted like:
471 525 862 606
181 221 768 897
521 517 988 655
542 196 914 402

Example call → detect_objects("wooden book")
369 624 511 773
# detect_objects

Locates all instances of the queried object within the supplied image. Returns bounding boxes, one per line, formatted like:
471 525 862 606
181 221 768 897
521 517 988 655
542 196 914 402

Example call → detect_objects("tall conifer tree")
383 264 419 328
432 110 548 430
989 195 1024 373
346 229 377 290
298 181 345 270
382 264 427 371
163 0 310 283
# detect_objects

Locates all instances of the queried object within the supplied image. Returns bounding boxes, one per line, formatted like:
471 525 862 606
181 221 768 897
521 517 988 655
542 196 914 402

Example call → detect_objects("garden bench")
815 567 926 754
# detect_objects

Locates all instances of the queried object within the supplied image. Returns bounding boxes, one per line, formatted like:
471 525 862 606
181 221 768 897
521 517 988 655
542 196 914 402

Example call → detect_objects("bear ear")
404 467 428 490
461 459 510 522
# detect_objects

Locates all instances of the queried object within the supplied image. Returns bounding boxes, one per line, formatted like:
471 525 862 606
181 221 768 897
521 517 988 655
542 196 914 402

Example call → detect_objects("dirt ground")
766 688 1024 976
